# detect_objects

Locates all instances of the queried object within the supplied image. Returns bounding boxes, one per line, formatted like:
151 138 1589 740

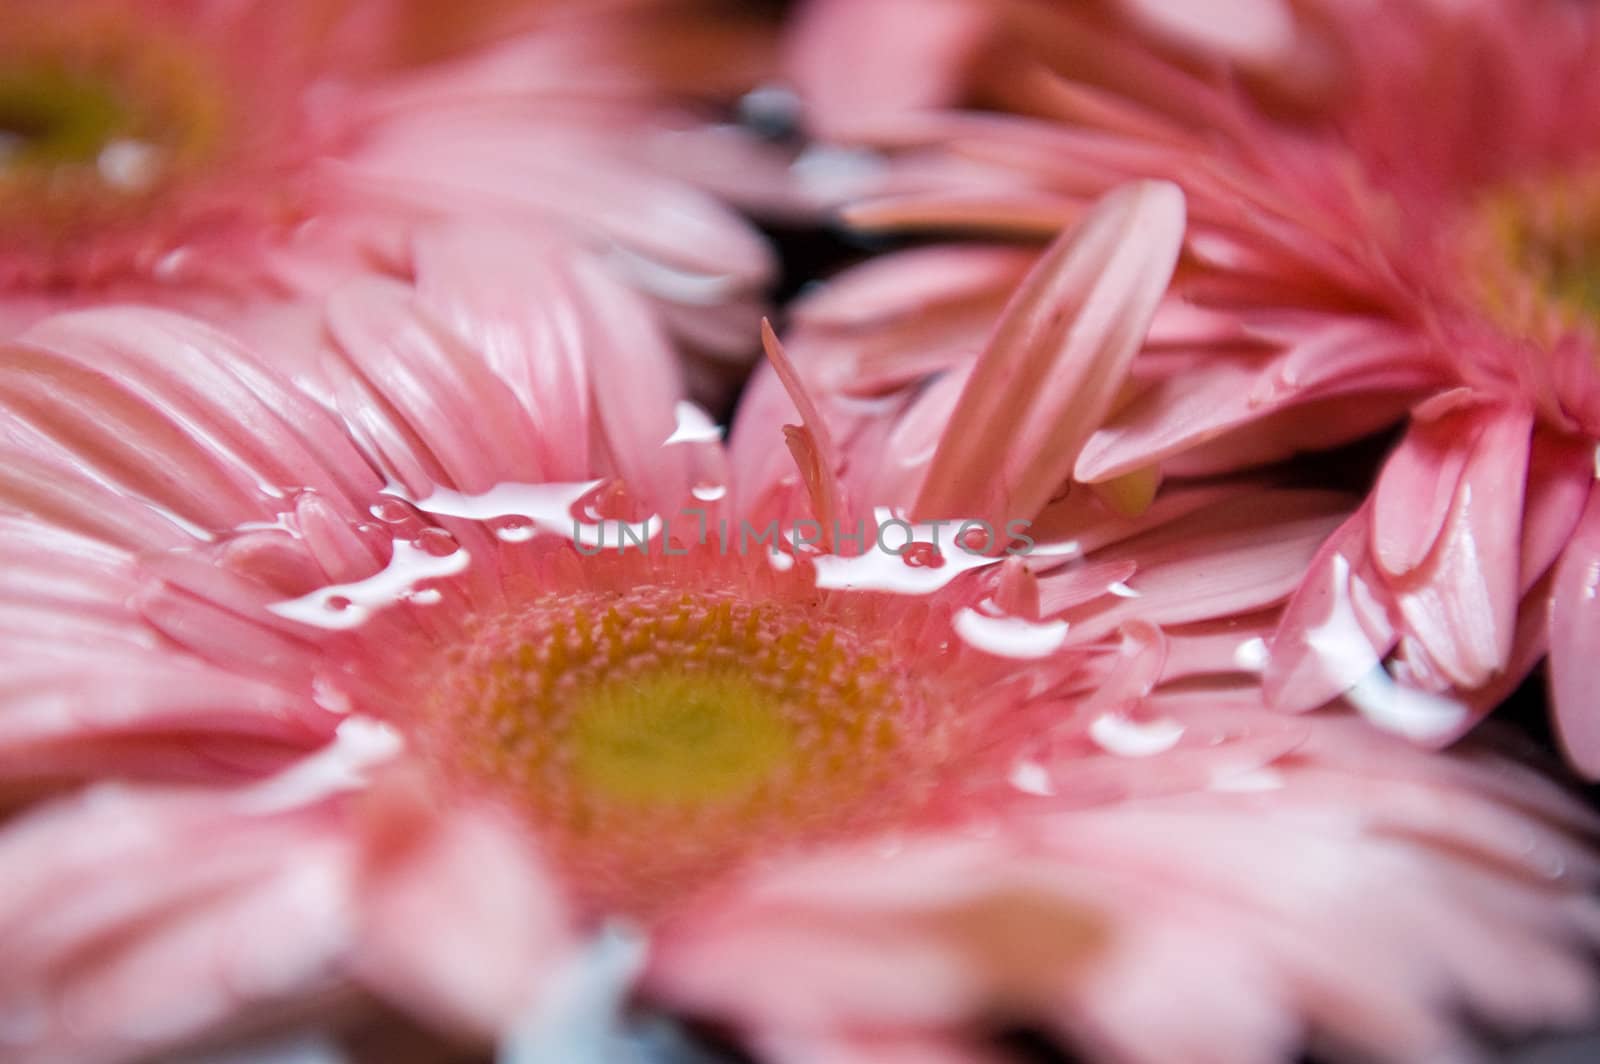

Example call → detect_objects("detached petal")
915 181 1186 525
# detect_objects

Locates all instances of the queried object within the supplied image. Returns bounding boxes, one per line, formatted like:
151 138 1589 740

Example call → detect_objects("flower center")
1461 170 1600 339
418 584 942 914
0 63 131 167
568 669 797 807
0 14 231 253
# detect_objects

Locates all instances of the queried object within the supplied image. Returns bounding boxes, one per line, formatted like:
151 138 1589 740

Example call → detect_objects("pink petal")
0 522 331 779
4 309 379 535
325 278 550 496
791 245 1035 330
1389 406 1533 689
353 779 575 1037
0 787 352 1064
1159 392 1416 479
914 181 1186 524
1117 0 1298 64
1059 490 1351 641
1264 504 1398 713
1551 491 1600 778
410 225 594 482
1077 322 1433 482
1518 430 1594 593
784 0 995 140
341 121 775 290
1371 404 1485 578
763 321 846 537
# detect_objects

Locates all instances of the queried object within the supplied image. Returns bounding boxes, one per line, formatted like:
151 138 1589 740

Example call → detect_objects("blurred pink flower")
0 195 1596 1063
784 0 1600 774
0 0 775 372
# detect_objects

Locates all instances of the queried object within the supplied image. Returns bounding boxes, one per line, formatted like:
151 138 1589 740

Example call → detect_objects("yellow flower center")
0 13 232 253
418 585 942 914
0 63 132 167
1462 170 1600 339
569 669 796 807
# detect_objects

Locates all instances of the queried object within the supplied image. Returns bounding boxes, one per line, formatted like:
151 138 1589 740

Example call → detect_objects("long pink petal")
1059 490 1352 642
1078 323 1433 482
1551 491 1600 778
915 181 1186 524
3 309 379 536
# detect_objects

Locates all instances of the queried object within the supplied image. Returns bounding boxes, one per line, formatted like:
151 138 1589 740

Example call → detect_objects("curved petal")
1551 491 1600 779
1265 503 1398 713
1388 406 1533 689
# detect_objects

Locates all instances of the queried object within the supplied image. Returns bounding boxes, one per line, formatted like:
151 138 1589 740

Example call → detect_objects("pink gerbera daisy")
782 0 1600 773
0 0 775 369
0 194 1596 1064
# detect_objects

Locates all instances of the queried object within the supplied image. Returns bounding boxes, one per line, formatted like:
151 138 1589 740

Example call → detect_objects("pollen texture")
418 585 943 914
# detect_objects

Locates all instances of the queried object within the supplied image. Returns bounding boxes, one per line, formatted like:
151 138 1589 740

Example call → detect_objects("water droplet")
312 675 354 716
1346 667 1467 743
498 517 535 543
236 718 403 815
1007 760 1055 796
1233 637 1270 672
664 401 723 446
1088 713 1185 758
268 539 471 631
394 480 663 553
97 138 161 191
371 499 413 523
956 527 993 554
954 608 1070 659
691 482 728 502
414 527 459 557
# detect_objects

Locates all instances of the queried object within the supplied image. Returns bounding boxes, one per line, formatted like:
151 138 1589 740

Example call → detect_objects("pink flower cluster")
1 2 1598 1063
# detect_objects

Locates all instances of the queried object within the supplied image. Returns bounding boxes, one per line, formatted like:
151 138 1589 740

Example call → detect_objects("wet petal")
1389 406 1533 689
